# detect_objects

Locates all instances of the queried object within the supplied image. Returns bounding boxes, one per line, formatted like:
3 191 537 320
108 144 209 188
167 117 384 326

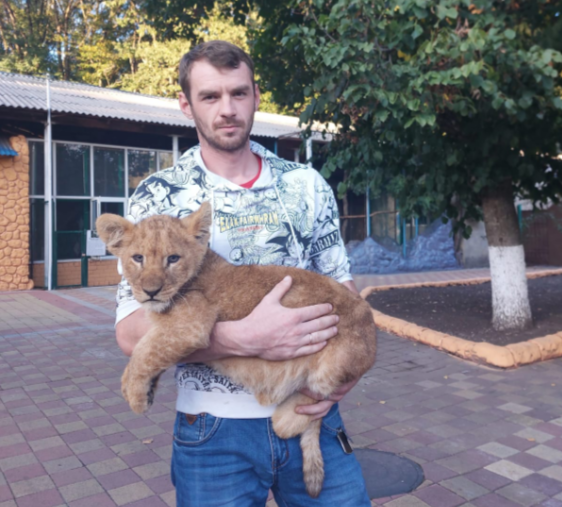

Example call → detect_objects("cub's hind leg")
271 392 316 439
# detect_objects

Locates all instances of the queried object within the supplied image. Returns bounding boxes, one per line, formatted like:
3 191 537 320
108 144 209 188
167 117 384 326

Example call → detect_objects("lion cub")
97 202 376 498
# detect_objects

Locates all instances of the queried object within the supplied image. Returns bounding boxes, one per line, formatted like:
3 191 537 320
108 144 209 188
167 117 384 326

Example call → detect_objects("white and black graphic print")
116 141 351 397
176 364 251 394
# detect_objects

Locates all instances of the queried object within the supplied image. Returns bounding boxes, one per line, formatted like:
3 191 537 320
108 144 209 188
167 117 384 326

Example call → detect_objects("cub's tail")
301 419 324 498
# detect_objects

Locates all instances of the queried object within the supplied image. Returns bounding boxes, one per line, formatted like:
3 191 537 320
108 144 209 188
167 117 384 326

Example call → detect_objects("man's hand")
294 278 360 419
296 378 360 420
207 275 339 361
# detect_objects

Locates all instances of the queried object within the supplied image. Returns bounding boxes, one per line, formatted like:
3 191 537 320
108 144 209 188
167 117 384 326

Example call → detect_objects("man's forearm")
185 320 249 362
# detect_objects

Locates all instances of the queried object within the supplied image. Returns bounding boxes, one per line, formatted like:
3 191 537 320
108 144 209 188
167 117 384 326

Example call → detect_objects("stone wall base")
31 259 120 288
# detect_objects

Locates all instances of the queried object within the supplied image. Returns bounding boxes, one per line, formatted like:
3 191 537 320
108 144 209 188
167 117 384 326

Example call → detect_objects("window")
91 201 125 256
29 141 44 196
56 200 88 260
30 198 44 261
56 144 90 196
94 147 125 197
101 202 124 216
158 152 174 170
128 150 156 196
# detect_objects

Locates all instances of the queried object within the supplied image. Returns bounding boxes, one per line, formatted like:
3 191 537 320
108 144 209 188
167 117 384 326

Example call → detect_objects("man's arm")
115 275 339 360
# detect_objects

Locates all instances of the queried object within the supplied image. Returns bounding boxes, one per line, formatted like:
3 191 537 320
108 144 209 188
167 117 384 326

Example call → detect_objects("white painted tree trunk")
488 244 532 331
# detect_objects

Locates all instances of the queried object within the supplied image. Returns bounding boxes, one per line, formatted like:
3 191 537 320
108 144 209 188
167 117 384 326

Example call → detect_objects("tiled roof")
0 72 306 139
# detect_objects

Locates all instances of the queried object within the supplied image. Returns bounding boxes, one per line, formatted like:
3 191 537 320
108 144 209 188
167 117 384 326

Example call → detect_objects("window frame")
28 138 174 262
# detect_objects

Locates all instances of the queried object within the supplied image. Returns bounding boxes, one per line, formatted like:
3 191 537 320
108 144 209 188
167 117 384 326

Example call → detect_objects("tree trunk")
481 181 532 331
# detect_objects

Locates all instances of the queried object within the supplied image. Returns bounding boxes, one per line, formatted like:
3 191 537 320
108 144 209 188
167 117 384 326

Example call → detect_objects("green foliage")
0 0 285 112
254 0 562 235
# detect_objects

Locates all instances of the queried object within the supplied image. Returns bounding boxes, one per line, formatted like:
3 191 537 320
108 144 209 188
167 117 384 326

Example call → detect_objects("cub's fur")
97 202 376 498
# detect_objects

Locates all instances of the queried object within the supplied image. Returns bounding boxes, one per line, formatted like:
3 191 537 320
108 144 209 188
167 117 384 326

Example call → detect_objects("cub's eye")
168 255 180 264
132 254 143 263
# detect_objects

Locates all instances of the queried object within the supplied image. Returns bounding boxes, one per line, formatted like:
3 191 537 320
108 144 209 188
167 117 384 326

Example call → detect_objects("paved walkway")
0 280 560 507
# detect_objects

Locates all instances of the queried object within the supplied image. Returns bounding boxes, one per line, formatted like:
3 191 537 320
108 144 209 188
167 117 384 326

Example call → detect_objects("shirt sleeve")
308 173 352 283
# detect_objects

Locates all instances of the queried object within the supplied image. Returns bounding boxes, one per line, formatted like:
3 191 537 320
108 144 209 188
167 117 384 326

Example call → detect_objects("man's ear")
182 202 212 244
179 92 194 120
96 214 134 256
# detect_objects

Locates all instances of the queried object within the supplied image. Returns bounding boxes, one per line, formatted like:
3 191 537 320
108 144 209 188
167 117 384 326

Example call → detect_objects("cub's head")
96 202 212 312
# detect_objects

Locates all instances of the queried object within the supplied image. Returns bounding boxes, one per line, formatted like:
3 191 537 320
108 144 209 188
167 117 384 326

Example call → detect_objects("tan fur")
96 202 377 498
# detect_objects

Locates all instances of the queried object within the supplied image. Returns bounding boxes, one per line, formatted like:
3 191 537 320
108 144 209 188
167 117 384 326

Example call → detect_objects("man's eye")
168 255 180 264
132 254 143 263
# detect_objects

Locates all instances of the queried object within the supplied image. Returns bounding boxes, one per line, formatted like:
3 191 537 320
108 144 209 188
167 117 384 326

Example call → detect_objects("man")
115 40 371 506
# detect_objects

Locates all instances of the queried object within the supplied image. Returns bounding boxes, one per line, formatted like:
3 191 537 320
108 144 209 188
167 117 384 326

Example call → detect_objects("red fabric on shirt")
240 156 262 189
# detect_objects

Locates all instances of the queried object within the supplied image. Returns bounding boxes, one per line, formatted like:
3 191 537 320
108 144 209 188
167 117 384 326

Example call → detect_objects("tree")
258 0 562 331
0 0 86 78
141 0 287 112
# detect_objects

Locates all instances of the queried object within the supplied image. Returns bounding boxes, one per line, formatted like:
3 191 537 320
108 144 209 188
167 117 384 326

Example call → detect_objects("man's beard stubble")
192 110 254 153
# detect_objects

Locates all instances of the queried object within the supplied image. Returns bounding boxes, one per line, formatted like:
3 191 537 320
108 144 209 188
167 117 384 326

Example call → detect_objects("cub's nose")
143 287 162 298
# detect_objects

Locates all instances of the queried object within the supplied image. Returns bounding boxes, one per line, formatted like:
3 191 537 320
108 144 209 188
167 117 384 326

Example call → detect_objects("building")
0 72 321 290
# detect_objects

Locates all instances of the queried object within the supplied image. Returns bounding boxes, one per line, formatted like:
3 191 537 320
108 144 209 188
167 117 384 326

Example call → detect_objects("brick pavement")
0 283 561 507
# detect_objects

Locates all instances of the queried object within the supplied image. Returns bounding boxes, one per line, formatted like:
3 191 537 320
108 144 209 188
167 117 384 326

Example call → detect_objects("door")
53 199 89 288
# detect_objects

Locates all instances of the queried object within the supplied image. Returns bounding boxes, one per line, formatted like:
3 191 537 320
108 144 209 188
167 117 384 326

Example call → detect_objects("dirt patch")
366 275 562 347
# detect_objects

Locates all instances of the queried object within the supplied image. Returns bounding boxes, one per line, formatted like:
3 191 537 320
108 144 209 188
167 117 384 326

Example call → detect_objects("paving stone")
384 497 431 507
87 457 128 477
0 453 37 472
496 483 547 507
133 461 169 480
477 443 519 459
42 456 83 474
11 474 55 498
525 445 562 464
439 476 489 501
160 490 176 507
28 436 65 452
515 428 555 444
414 484 465 506
476 493 522 507
59 479 104 503
540 466 562 483
108 481 153 506
484 460 534 481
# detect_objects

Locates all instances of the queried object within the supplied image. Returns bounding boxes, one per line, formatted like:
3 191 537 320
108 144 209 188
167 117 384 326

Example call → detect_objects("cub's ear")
182 201 212 244
96 214 134 256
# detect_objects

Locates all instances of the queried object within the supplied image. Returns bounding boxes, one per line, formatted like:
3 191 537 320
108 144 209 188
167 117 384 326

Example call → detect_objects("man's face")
179 60 260 153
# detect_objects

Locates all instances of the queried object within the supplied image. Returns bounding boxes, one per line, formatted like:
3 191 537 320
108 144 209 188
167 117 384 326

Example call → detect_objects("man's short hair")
179 41 255 101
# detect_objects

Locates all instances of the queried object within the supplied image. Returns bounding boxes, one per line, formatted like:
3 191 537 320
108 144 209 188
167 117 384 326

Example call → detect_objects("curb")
361 268 562 369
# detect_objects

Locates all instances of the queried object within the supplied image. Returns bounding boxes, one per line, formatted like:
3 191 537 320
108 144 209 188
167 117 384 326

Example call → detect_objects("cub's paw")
122 370 153 414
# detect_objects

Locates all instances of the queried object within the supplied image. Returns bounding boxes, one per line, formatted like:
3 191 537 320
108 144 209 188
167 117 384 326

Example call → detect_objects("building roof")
0 72 312 139
0 136 18 156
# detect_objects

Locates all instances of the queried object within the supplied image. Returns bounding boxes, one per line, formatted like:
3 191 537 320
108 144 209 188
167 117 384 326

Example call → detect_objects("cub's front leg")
123 300 217 414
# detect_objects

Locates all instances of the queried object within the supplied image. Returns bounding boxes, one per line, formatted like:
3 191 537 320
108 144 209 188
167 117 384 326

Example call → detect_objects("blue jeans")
171 404 370 507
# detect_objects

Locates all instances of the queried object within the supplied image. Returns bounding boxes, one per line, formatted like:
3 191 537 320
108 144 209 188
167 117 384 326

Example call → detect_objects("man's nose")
219 96 235 117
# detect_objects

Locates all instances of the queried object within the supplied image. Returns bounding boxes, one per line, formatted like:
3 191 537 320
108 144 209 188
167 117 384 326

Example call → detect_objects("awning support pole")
44 75 53 291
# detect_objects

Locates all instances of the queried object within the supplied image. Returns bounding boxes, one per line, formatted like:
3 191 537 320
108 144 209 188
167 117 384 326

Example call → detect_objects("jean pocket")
321 403 344 435
173 412 222 447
